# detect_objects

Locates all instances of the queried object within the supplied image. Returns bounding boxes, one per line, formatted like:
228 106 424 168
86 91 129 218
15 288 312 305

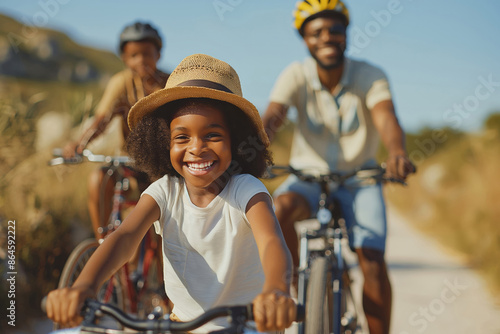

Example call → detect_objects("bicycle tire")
305 256 333 334
54 238 126 330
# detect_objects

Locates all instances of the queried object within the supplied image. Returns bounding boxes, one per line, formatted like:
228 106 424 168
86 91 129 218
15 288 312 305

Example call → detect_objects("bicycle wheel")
305 256 333 334
54 239 126 329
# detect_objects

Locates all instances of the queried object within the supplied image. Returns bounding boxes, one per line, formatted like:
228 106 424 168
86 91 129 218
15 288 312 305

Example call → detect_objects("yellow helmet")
293 0 350 32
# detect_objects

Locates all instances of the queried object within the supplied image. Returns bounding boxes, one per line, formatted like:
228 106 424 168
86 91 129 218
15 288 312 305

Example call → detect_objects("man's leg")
87 168 115 239
337 182 390 333
355 247 392 334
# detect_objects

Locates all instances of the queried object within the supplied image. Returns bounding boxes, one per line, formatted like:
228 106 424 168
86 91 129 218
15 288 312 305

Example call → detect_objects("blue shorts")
273 174 388 253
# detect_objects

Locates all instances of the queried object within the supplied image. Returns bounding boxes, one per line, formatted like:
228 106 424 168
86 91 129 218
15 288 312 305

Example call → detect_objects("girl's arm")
46 194 160 327
246 192 296 332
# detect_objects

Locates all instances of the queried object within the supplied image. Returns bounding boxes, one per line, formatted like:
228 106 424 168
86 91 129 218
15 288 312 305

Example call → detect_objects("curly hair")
126 98 273 181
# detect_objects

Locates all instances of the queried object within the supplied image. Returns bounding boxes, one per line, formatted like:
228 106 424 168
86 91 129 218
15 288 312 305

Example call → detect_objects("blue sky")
1 0 500 133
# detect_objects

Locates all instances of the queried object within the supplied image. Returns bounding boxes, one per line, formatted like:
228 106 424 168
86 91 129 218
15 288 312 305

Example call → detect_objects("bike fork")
332 228 343 334
297 230 309 334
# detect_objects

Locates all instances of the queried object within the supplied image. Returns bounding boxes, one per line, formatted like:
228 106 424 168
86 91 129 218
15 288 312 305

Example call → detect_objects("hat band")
176 79 233 94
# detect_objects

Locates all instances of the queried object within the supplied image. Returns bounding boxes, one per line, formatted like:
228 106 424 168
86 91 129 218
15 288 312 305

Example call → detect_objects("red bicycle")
49 149 168 329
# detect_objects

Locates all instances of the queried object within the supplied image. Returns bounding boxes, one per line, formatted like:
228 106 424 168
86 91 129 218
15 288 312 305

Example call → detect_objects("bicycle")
42 298 305 334
49 149 167 328
265 165 404 334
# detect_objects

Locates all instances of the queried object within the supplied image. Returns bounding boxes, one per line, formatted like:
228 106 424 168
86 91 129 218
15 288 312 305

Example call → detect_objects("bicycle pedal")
136 279 145 290
129 272 145 289
341 312 357 331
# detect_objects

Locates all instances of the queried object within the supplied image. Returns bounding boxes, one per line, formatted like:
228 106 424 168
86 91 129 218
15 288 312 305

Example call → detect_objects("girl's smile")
185 160 215 174
170 104 232 198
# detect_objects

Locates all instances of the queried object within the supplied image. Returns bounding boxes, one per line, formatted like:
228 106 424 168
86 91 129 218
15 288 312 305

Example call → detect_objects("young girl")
47 54 296 333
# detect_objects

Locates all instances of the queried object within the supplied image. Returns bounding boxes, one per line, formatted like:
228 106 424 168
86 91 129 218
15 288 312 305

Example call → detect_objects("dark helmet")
119 22 163 53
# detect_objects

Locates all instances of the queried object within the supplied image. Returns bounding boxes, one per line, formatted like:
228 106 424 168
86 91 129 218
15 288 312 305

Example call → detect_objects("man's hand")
384 155 416 181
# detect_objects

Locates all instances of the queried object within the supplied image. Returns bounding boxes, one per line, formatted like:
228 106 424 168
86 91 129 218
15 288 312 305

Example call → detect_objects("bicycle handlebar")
49 149 132 167
41 297 305 333
264 165 406 186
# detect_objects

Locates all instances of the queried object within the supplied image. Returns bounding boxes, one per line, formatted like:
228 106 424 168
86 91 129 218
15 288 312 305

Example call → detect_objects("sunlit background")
1 1 500 333
2 0 500 131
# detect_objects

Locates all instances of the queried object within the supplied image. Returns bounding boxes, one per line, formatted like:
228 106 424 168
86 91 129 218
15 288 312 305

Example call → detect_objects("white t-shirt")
143 174 269 333
270 57 392 172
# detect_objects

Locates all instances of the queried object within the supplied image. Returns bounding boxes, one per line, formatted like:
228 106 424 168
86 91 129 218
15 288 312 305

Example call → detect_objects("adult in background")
262 1 415 333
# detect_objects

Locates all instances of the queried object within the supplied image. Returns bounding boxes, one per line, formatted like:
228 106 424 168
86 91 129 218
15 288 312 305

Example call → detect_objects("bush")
385 132 500 295
0 86 94 324
483 112 500 134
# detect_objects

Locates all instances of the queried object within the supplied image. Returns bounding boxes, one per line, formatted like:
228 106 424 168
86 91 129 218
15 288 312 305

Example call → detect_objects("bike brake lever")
48 155 84 166
383 176 407 186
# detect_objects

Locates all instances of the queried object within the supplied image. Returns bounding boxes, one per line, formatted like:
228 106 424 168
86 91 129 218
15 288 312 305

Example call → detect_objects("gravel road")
382 207 500 334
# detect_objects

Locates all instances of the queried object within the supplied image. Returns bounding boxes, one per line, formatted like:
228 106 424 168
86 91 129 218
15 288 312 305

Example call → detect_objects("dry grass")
260 121 294 194
0 84 96 320
385 131 500 295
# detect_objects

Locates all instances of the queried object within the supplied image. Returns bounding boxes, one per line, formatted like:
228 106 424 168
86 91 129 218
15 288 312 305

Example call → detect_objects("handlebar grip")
295 304 305 323
52 148 64 157
48 155 83 166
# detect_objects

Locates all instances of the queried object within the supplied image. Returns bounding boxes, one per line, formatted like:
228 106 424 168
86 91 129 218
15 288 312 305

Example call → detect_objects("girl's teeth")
188 161 214 170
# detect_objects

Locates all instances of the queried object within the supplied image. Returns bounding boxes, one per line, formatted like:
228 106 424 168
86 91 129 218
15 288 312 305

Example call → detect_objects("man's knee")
356 248 389 282
274 192 310 222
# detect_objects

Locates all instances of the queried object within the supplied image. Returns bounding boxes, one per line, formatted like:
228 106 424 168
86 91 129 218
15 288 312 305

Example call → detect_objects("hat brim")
128 86 270 147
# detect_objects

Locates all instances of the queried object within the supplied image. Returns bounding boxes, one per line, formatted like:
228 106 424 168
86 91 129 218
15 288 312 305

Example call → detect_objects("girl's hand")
62 141 84 159
46 285 94 328
252 290 297 332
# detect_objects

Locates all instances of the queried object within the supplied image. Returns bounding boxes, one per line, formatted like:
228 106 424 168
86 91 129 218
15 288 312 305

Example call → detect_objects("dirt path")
382 207 500 334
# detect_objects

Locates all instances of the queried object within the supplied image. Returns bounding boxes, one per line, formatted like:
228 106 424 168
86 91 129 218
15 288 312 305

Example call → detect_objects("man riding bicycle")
262 1 415 333
63 22 169 237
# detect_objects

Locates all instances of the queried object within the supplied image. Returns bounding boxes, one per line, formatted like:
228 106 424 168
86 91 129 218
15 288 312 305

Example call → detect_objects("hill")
0 13 123 82
0 14 126 329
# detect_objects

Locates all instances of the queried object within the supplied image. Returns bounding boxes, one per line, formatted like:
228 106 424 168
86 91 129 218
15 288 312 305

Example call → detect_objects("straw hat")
127 53 270 147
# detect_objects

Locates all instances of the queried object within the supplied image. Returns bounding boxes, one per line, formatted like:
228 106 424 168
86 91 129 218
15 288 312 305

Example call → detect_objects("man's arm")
370 99 415 180
261 102 289 143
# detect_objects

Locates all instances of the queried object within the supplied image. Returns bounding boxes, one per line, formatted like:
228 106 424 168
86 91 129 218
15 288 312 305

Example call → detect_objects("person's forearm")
76 114 111 150
371 100 407 157
380 117 407 157
72 228 138 293
262 102 288 143
260 237 292 293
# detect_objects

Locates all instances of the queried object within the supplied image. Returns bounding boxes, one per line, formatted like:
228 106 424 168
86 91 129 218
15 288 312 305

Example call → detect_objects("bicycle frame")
266 165 390 334
96 164 162 315
296 177 350 334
